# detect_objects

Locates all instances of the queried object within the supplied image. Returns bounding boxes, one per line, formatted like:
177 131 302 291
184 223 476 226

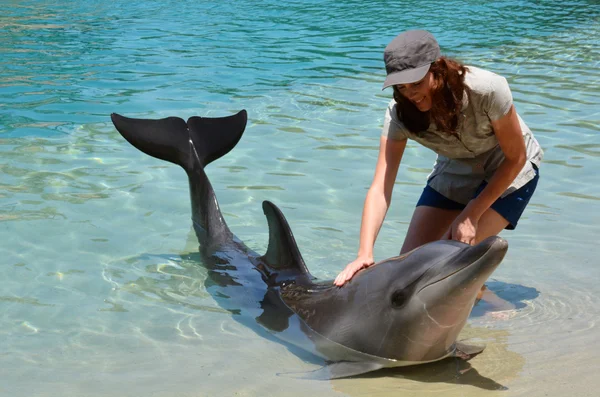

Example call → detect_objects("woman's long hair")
392 57 468 135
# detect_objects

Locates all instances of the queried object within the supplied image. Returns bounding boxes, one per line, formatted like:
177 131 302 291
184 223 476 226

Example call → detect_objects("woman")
334 30 542 287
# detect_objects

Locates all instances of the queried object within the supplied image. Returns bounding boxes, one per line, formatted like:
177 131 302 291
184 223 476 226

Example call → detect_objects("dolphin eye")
391 290 407 308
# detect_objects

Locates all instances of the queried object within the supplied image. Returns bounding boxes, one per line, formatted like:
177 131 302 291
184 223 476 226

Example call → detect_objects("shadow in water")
118 249 326 367
348 356 506 390
470 280 540 318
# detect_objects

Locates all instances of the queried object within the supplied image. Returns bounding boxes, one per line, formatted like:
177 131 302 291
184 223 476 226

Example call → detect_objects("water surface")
1 1 599 396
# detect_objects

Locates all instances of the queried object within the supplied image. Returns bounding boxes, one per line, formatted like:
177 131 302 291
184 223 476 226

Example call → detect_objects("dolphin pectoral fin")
280 360 386 380
260 201 313 279
323 360 387 379
452 341 486 361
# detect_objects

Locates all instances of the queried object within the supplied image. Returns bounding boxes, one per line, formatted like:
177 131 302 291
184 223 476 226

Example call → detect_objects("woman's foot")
475 284 516 312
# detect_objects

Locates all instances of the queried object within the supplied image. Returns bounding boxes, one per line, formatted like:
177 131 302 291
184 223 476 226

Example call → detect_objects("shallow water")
1 1 599 396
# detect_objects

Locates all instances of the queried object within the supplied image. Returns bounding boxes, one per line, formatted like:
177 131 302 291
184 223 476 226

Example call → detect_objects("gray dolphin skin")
110 110 509 379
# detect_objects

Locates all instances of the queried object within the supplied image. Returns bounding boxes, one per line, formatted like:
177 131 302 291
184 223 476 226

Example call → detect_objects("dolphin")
110 110 508 379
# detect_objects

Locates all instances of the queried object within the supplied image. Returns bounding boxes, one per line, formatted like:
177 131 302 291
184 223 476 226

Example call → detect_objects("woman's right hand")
333 137 405 288
333 255 375 286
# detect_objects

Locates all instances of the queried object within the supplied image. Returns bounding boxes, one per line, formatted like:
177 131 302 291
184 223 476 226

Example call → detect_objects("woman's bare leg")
474 207 510 244
400 206 461 254
473 208 511 305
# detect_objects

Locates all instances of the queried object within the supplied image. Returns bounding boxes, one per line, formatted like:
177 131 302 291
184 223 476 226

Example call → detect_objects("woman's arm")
334 136 406 286
444 105 527 243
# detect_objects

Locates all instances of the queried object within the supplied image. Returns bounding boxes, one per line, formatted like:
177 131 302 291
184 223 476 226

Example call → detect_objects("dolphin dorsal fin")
260 201 312 279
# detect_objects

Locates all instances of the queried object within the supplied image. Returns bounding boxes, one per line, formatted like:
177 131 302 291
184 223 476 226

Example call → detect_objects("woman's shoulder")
382 98 412 141
384 98 400 121
464 66 513 120
464 65 509 94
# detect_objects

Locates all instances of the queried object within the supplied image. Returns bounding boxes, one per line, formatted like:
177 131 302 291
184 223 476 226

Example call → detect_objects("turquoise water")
1 1 599 396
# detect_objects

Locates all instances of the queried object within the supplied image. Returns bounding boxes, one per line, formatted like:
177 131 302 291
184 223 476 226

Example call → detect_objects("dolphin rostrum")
110 110 508 379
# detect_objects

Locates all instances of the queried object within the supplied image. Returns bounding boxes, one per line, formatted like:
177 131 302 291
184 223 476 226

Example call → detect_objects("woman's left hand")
442 209 480 245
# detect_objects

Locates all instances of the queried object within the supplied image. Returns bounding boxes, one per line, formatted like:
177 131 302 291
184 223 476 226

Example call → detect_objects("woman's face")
395 71 434 112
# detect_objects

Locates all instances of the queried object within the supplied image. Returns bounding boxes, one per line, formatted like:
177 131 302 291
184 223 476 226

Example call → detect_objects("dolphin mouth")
418 236 508 292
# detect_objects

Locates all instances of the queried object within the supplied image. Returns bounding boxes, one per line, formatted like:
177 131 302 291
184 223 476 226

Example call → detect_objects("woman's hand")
442 207 480 245
334 255 374 286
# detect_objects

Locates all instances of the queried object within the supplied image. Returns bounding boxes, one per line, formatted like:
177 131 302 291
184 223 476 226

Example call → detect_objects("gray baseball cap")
382 30 441 90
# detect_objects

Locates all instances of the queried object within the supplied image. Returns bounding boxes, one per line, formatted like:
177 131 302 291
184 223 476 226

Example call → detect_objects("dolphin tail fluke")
186 111 248 168
110 110 248 248
110 111 247 171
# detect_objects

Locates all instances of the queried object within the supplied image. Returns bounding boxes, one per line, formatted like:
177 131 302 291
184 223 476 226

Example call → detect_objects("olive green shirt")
382 66 543 204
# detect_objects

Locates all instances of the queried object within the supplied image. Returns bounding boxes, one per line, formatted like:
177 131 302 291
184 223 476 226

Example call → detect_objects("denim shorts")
416 164 539 230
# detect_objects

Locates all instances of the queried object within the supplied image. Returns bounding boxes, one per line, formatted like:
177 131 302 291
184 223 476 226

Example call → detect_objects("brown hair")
392 57 468 135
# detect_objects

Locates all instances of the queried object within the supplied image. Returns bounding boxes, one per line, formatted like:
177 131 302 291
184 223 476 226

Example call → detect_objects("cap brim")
382 64 431 90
